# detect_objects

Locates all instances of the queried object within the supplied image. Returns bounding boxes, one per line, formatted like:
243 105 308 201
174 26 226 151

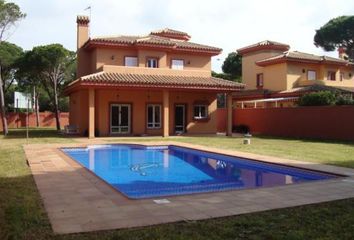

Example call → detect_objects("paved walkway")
24 141 354 234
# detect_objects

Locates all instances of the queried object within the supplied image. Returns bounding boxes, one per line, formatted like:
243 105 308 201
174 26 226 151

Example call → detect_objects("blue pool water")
62 144 336 199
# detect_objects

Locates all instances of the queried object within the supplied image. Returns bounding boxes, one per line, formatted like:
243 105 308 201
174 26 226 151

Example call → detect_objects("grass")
107 135 354 168
0 128 354 239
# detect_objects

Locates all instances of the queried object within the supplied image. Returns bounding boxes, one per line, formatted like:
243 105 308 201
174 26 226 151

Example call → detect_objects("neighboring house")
234 40 354 108
64 16 243 138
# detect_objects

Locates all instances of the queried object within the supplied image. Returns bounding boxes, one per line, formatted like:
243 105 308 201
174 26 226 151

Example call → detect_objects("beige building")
64 16 243 138
235 40 354 108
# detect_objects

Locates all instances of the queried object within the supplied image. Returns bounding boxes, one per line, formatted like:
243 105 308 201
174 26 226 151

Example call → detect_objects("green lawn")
1 128 354 240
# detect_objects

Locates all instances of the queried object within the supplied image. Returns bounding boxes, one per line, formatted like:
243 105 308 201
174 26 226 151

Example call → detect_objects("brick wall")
0 112 69 132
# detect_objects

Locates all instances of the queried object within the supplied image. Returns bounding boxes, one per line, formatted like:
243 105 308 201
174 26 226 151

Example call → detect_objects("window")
146 58 158 68
327 71 336 81
307 70 317 80
147 104 161 128
256 73 263 88
124 56 138 67
171 59 184 70
193 105 208 119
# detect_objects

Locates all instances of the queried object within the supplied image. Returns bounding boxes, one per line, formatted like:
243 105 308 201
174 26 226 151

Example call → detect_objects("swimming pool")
62 144 337 199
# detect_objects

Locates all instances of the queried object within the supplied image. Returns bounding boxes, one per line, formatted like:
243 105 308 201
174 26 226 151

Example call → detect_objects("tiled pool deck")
24 141 354 234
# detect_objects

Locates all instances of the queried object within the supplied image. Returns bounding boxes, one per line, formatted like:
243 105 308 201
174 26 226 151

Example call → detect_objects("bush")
299 91 336 106
336 94 354 105
233 124 250 134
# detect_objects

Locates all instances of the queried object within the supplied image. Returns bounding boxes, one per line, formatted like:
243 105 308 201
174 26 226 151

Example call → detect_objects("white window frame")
171 59 184 70
147 104 161 129
193 105 208 119
146 58 158 68
124 56 138 67
307 70 317 80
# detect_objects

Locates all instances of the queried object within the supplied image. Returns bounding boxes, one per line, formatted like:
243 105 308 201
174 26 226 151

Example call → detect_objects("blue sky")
8 0 354 72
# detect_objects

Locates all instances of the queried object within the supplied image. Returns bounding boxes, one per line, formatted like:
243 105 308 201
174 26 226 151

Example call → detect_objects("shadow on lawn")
250 134 354 146
4 128 68 139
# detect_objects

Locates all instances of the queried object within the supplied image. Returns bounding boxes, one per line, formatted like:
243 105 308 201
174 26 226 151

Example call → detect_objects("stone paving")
24 141 354 234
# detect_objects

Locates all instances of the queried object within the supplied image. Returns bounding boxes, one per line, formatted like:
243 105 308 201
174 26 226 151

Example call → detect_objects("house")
234 40 354 108
64 16 243 138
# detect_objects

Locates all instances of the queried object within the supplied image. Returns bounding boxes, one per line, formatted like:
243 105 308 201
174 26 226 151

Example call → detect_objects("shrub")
233 124 250 134
298 91 336 106
336 94 354 105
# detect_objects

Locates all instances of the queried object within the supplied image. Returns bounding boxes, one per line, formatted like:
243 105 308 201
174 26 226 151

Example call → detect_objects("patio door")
175 104 185 133
110 104 131 134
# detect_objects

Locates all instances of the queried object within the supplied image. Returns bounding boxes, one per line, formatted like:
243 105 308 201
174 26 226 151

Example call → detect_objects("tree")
0 41 23 94
221 52 242 81
16 50 42 126
26 44 75 131
314 16 354 61
0 0 25 135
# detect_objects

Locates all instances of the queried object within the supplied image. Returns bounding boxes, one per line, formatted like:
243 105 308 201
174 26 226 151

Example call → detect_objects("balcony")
97 65 211 78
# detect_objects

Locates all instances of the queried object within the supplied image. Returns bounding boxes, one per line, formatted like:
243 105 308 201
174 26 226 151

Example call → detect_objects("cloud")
9 0 354 72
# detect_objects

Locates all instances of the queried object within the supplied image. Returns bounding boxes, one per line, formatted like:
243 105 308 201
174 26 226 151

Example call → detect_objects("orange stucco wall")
69 89 218 136
86 49 212 73
69 90 88 133
241 48 354 92
241 50 285 90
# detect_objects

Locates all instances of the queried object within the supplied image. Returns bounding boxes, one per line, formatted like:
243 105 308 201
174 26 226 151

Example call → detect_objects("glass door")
110 104 131 134
175 105 185 133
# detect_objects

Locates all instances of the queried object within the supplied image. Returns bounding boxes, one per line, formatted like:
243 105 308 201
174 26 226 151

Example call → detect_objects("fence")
217 106 354 141
0 112 69 132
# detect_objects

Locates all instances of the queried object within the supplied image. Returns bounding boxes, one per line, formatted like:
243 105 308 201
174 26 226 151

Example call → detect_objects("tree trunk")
34 87 40 127
0 66 8 135
53 86 61 131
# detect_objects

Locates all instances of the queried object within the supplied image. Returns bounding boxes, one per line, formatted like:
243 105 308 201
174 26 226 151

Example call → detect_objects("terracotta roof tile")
151 28 189 36
150 28 191 41
237 40 290 55
70 72 243 91
88 34 221 54
256 51 350 66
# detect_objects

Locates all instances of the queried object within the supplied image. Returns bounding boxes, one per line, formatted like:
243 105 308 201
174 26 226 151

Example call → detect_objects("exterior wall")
87 48 212 74
242 49 354 92
169 91 217 135
241 50 285 90
69 90 88 134
101 65 211 77
71 89 218 136
167 53 211 71
263 63 287 91
77 22 90 78
216 108 227 132
287 63 354 89
95 48 138 71
0 112 69 131
138 49 168 68
231 106 354 141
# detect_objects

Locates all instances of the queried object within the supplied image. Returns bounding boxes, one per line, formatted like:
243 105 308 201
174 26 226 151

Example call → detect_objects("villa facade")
65 16 243 138
234 40 354 108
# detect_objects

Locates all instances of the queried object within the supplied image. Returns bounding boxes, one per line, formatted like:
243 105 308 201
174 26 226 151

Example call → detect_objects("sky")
7 0 354 72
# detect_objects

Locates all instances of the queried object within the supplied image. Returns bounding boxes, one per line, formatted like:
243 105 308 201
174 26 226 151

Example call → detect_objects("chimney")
338 47 347 60
77 15 90 50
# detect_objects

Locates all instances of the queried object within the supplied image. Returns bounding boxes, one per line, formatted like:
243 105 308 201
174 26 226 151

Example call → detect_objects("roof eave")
65 80 243 93
237 45 290 55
